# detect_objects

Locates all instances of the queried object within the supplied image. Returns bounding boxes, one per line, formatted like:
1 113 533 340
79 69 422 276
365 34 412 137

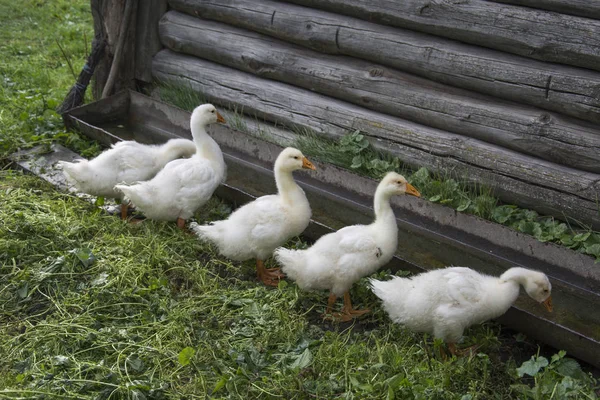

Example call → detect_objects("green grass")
1 3 598 398
2 170 598 399
0 0 101 163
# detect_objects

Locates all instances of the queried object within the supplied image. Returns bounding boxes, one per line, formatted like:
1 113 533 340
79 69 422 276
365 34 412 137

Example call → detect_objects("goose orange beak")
406 183 421 197
302 157 316 170
216 112 226 124
542 296 553 312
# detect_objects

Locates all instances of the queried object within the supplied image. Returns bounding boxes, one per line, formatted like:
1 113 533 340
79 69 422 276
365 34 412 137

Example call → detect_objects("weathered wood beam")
92 0 138 99
159 12 600 173
167 0 600 125
152 50 600 227
135 0 167 82
283 0 600 72
489 0 600 21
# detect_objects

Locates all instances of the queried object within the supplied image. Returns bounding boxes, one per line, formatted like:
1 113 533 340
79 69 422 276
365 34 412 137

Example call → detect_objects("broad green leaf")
560 234 575 246
212 375 229 393
429 195 442 202
492 205 515 223
410 167 430 185
556 358 581 378
290 348 312 370
178 347 195 366
126 354 144 372
94 196 105 206
517 221 542 238
91 273 108 286
584 244 600 259
584 234 600 248
131 389 147 400
70 248 96 268
516 356 548 377
52 355 70 366
573 232 591 242
351 155 363 169
17 282 29 299
457 200 471 212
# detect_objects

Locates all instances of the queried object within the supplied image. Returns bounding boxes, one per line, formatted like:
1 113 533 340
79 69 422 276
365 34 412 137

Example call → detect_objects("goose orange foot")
256 259 285 287
323 292 370 322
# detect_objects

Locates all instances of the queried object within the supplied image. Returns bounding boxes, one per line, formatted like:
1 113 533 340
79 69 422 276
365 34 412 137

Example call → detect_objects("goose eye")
211 110 215 113
294 156 299 160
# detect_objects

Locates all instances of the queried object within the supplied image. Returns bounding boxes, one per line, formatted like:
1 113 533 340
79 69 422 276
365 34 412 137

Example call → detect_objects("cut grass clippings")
1 170 598 399
1 2 598 398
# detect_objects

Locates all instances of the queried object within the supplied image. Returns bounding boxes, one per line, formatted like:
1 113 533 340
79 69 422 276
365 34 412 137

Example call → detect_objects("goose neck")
374 188 394 223
275 168 301 205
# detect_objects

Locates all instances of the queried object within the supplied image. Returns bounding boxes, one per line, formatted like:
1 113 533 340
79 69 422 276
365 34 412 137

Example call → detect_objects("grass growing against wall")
2 170 599 399
155 81 600 263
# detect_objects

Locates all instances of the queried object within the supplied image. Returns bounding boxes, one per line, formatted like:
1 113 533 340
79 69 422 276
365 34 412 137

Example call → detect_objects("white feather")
190 147 313 261
370 266 552 343
58 138 196 199
113 104 226 221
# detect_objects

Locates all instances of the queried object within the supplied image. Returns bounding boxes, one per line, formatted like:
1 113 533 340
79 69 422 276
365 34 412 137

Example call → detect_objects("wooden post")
135 0 167 82
92 0 138 100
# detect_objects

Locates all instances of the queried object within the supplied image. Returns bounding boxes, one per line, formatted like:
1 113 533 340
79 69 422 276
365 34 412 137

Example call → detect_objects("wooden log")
92 0 138 99
135 0 167 82
283 0 600 72
489 0 600 21
152 50 600 227
159 11 600 173
167 0 600 125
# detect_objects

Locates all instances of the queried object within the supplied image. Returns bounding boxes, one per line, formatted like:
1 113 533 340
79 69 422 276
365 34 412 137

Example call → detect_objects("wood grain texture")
488 0 600 21
167 0 600 125
135 0 167 82
159 11 600 173
284 0 600 71
92 0 138 99
152 50 600 227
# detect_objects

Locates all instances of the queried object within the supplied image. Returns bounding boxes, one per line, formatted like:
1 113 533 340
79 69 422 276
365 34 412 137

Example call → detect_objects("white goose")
58 138 196 219
115 104 226 228
275 172 421 320
370 266 553 355
190 147 316 286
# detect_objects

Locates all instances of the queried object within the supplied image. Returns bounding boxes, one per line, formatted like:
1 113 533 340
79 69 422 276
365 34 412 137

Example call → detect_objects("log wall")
125 0 600 227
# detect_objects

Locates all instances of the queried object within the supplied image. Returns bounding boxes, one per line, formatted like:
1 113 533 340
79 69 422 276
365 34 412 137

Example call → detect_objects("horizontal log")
152 50 600 227
159 11 600 173
489 0 600 21
168 0 600 125
284 0 600 72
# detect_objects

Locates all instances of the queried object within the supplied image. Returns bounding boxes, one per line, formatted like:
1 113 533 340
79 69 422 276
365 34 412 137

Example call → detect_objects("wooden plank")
283 0 600 72
167 0 600 125
152 50 600 227
159 11 600 173
489 0 600 21
135 0 168 82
